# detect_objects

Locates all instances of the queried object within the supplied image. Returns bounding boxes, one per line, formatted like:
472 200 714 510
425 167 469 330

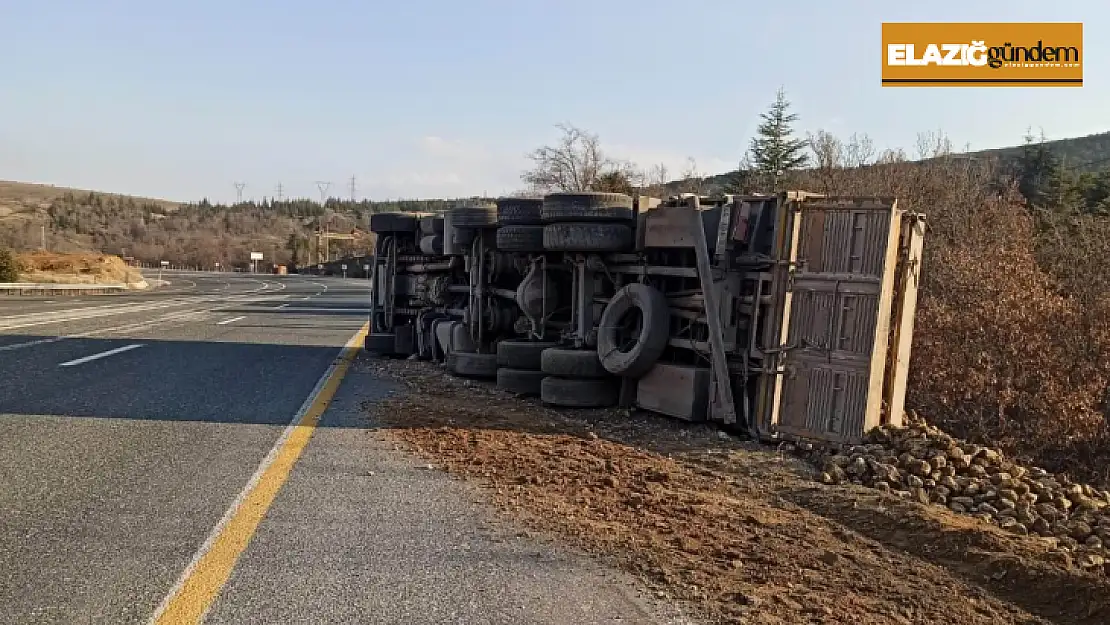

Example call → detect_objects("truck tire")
540 347 609 378
419 215 445 236
542 192 633 223
419 235 444 255
452 352 497 378
540 376 619 408
597 283 670 378
497 339 559 370
365 332 396 355
543 222 632 252
370 212 418 233
495 226 545 252
496 368 545 396
449 204 498 228
497 197 543 225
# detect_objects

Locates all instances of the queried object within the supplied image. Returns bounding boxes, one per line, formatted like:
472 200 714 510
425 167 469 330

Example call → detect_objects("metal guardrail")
0 283 129 295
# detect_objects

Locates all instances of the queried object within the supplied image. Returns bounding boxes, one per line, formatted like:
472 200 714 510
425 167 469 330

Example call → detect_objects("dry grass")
13 251 146 287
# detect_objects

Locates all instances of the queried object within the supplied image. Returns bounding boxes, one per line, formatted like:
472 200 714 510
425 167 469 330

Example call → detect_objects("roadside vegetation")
0 247 19 282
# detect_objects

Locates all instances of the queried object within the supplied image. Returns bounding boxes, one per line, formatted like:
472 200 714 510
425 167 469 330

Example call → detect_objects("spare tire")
449 204 498 228
597 283 670 378
540 347 609 378
540 376 619 408
496 368 545 396
497 339 559 370
370 212 418 233
419 215 445 236
496 197 543 225
452 352 498 378
496 225 545 252
543 222 632 252
542 192 633 223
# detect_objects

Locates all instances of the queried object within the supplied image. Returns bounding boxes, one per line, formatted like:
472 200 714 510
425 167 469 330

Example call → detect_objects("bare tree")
639 162 670 198
915 129 953 160
808 130 843 194
521 123 631 193
843 132 876 168
676 157 707 195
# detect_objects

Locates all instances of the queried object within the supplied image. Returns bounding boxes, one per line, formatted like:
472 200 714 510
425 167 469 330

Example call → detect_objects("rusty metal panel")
763 196 903 444
636 362 711 421
642 204 699 248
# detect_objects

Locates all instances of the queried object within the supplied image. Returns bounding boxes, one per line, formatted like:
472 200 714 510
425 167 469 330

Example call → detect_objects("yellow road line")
148 321 369 624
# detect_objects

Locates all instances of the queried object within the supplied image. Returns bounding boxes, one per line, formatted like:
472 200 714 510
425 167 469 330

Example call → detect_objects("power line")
234 182 246 204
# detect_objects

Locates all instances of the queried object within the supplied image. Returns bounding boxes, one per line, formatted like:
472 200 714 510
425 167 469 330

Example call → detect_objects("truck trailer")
365 190 925 445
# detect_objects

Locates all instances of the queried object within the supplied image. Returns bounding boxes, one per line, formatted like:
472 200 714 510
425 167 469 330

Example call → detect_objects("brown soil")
361 356 1110 625
15 251 145 287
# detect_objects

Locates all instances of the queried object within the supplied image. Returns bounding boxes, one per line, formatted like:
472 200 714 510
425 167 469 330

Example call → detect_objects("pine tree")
748 88 809 187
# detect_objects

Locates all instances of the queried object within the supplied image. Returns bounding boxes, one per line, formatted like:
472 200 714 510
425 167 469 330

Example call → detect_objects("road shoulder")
203 355 691 625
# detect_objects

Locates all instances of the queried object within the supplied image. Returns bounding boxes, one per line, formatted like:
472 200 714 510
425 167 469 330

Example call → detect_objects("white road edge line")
144 325 364 625
276 303 289 309
216 316 246 325
58 344 144 367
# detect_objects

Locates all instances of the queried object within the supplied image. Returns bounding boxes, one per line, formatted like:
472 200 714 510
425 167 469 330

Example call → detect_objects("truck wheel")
541 192 633 223
419 235 444 255
540 376 619 408
452 352 498 378
496 368 545 396
497 197 543 225
543 222 632 252
370 212 418 234
597 283 670 378
540 347 609 378
495 226 545 252
365 332 396 355
497 339 559 370
449 204 498 228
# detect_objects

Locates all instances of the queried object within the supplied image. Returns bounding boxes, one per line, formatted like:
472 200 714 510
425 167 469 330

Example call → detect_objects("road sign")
341 264 347 270
160 261 169 267
249 252 263 261
363 264 370 271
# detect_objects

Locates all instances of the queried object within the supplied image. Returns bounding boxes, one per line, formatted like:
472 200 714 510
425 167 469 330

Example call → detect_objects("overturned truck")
366 190 925 445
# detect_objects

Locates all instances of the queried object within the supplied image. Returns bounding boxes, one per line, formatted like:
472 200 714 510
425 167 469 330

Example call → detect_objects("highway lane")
0 273 370 624
0 272 685 624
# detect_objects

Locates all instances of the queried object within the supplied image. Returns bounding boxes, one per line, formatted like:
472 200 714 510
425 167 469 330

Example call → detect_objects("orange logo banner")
881 22 1083 87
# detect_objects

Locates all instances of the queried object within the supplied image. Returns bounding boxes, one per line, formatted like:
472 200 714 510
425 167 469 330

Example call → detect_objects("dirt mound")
806 417 1110 571
362 356 1110 625
15 251 146 288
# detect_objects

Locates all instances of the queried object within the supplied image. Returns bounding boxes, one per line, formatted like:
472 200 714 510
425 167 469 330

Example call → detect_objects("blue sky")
0 0 1105 203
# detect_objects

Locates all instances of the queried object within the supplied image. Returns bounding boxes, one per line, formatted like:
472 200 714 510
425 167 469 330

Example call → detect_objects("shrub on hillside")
0 247 20 282
793 132 1110 486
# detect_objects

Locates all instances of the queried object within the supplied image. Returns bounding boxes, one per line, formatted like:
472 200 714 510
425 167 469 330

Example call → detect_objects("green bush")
0 248 19 282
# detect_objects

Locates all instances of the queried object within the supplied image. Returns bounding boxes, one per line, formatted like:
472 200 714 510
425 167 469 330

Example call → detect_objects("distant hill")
667 130 1110 194
966 131 1110 171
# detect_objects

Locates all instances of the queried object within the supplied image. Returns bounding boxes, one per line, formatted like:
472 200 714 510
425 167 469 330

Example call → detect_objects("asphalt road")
0 271 687 625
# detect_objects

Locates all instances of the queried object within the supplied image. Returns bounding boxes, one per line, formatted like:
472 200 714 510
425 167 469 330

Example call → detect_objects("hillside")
0 180 472 269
